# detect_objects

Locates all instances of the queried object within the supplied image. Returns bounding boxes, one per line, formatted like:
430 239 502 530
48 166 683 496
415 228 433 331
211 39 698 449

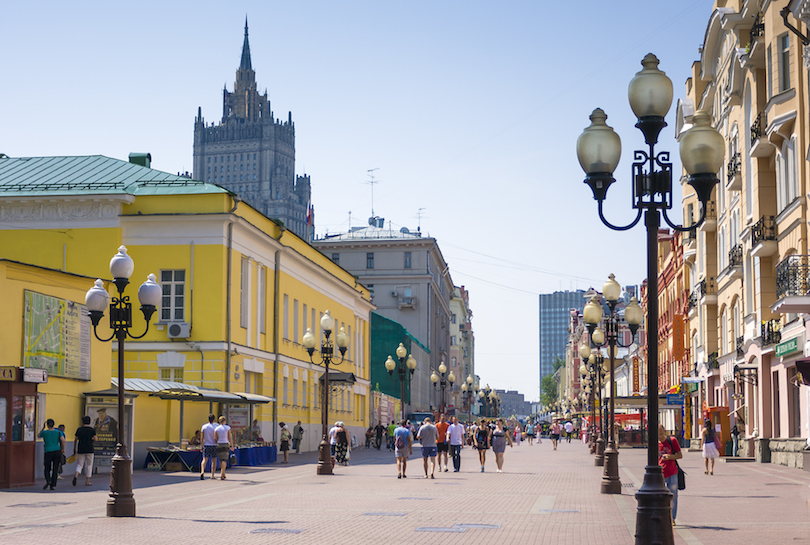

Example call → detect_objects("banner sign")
632 357 640 394
672 315 685 360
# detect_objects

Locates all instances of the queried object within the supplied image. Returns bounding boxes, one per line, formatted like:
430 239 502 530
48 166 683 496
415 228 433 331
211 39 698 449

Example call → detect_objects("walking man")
39 419 64 490
374 422 384 450
200 414 218 480
293 421 304 454
73 416 97 486
435 414 450 472
446 416 466 472
417 417 439 479
394 419 413 478
214 416 234 480
565 420 574 443
387 420 397 450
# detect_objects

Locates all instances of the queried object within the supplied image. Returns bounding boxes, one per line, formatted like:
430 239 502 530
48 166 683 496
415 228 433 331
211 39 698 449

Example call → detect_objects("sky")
2 0 715 402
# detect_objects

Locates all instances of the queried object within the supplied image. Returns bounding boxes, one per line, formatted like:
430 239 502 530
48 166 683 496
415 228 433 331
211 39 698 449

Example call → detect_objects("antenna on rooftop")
417 208 427 232
365 168 380 217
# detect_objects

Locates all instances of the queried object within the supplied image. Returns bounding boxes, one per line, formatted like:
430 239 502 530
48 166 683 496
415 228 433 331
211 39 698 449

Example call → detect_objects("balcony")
772 255 810 314
742 13 766 70
727 244 743 281
687 291 698 314
750 112 773 157
398 296 417 309
761 319 781 346
683 228 697 264
736 335 745 358
751 215 777 257
698 277 717 306
708 351 719 370
699 200 717 232
726 153 742 191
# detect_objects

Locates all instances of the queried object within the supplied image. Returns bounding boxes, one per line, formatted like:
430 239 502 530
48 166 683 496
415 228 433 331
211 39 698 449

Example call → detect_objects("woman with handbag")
334 422 350 466
657 424 683 525
700 418 720 475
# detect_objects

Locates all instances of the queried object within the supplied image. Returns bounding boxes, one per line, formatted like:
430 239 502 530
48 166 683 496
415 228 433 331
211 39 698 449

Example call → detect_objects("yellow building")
0 154 373 468
679 0 809 463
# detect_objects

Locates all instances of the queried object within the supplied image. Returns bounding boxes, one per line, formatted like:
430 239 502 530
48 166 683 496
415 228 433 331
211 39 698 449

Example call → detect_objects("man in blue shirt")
393 420 413 479
38 419 65 490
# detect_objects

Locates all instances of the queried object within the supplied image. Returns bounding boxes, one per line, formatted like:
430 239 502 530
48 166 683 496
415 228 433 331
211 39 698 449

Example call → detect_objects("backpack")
395 430 406 450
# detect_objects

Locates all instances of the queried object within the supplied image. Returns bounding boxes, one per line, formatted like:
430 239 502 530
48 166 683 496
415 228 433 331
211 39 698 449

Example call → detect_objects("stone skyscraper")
193 20 313 240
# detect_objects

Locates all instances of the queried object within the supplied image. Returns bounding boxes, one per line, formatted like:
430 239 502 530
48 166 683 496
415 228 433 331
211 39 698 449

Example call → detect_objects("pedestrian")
474 419 491 472
492 418 514 472
730 423 740 457
200 414 218 480
525 421 535 446
417 417 439 478
394 419 413 478
214 416 234 480
700 418 720 475
251 419 262 442
564 420 574 443
551 421 561 450
73 416 97 487
39 419 64 490
279 422 291 463
387 420 397 450
293 420 304 453
658 424 683 525
467 421 478 447
329 421 340 464
375 422 384 450
435 414 450 472
446 416 465 472
335 422 350 466
56 424 67 479
513 422 522 446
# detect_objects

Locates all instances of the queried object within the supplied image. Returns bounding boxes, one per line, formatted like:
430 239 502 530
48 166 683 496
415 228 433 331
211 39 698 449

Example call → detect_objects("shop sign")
0 367 17 381
776 337 800 358
666 393 683 406
22 368 48 383
632 357 639 394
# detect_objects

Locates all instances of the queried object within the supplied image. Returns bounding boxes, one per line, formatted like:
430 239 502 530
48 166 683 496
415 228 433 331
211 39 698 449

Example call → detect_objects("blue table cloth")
234 445 277 466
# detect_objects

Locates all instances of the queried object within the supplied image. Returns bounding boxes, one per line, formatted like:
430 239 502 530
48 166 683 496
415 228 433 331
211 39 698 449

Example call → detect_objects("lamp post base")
316 436 333 476
634 465 674 545
594 438 605 466
600 442 621 494
106 444 136 517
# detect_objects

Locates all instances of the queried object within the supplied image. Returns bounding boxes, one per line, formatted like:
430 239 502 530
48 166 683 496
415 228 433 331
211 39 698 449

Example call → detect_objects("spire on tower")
239 17 252 71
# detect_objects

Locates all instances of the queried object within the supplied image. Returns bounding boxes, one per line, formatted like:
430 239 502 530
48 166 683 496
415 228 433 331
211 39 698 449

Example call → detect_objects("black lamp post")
303 310 349 476
384 343 417 421
461 374 474 422
583 280 643 494
84 246 161 517
430 362 455 413
577 54 724 543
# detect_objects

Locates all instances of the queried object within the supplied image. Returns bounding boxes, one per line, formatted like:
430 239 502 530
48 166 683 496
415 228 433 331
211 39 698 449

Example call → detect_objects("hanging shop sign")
776 337 800 358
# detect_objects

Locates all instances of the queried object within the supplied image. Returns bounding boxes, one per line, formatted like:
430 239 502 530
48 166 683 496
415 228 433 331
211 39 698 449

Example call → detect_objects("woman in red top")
657 424 683 524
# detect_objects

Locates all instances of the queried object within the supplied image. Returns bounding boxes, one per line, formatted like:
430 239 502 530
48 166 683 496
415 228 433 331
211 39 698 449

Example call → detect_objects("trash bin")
725 440 733 456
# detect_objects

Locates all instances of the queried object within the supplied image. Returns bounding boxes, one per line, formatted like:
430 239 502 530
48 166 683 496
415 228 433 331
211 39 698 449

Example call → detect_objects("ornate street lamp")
303 310 349 476
384 342 417 421
85 246 160 517
430 361 455 413
577 54 724 544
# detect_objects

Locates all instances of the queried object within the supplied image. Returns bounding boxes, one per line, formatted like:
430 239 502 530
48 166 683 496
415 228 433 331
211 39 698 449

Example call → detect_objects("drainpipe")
226 197 241 420
272 227 285 443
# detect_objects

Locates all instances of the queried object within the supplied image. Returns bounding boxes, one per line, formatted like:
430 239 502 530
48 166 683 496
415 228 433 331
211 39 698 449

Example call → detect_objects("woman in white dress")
700 418 720 475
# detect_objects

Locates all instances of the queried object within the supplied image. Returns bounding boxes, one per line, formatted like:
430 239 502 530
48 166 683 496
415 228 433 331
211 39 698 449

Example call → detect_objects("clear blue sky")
2 1 714 401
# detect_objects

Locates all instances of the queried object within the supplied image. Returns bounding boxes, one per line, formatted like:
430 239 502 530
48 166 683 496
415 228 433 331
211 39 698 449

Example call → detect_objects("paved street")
2 438 809 544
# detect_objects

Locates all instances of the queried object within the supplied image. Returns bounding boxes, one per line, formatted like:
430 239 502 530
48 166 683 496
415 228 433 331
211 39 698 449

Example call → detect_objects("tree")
540 357 566 407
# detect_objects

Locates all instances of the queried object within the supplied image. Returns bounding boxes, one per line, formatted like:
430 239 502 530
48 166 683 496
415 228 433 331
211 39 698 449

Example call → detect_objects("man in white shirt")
564 421 574 443
446 416 466 472
200 414 218 480
328 421 340 463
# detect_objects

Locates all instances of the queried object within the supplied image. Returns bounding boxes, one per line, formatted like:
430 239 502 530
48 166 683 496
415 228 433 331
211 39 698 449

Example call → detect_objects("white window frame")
160 269 186 322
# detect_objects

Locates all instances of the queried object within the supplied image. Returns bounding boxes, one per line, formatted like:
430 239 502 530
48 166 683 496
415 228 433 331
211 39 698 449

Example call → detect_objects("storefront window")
12 396 36 441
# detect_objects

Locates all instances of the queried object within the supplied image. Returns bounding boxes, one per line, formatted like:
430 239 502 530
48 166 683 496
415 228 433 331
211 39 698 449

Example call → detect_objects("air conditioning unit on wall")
167 322 191 339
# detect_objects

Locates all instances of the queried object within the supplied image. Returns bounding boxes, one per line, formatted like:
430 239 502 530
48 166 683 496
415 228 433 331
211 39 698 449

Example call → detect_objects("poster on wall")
23 290 91 381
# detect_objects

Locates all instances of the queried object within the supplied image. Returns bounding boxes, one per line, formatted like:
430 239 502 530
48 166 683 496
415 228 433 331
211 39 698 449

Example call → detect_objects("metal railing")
688 291 698 311
708 351 719 369
751 112 766 146
698 277 717 298
761 319 781 346
736 335 745 357
750 12 765 44
776 255 810 299
729 244 743 268
751 215 776 246
727 152 741 182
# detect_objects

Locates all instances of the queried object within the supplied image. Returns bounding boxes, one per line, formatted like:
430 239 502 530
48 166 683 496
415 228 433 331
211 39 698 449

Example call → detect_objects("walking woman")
335 421 350 466
513 422 522 446
474 419 491 472
492 419 514 473
700 418 720 475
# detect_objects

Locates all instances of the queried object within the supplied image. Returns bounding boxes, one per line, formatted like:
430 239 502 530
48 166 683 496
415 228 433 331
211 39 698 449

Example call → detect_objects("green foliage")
540 374 558 407
552 356 565 371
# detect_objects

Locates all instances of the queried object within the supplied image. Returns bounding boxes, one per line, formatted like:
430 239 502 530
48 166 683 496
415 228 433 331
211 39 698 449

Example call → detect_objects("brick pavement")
1 438 808 544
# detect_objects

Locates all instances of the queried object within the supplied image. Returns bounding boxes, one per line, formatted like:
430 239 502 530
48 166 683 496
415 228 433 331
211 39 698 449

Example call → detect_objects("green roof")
0 155 231 197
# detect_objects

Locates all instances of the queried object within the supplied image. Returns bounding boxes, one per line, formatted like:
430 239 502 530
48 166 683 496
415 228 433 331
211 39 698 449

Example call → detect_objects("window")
331 253 339 265
404 252 412 269
240 258 249 328
160 368 184 382
451 335 456 345
283 294 289 340
293 299 299 344
283 376 288 405
779 34 790 92
451 313 457 324
367 284 374 299
258 266 266 334
160 270 185 321
303 375 308 408
303 304 308 336
293 376 298 406
767 45 773 98
366 252 374 269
